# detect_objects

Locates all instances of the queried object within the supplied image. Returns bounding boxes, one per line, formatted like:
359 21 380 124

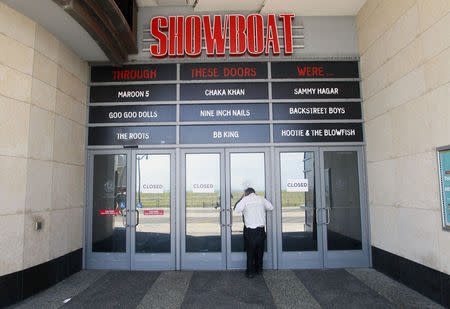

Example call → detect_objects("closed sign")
192 183 215 193
142 184 164 194
286 179 308 192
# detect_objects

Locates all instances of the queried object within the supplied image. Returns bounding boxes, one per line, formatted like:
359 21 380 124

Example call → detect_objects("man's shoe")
245 272 254 278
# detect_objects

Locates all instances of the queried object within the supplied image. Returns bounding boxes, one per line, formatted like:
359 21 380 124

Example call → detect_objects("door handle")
315 208 320 225
325 207 331 225
135 209 140 227
122 209 129 228
219 209 232 228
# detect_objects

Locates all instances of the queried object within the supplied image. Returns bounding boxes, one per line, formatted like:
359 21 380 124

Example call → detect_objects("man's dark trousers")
246 227 265 275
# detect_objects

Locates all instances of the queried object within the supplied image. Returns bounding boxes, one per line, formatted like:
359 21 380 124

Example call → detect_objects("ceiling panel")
2 0 108 61
137 0 367 15
261 0 367 15
194 0 264 12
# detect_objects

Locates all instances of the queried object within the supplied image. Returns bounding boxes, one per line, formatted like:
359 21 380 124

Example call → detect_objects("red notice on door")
100 209 120 215
143 210 164 215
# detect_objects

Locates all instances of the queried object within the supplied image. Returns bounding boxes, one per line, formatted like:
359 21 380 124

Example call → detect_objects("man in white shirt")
234 187 274 278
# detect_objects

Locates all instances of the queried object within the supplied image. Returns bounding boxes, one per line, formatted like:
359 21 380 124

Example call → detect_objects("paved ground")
9 268 444 309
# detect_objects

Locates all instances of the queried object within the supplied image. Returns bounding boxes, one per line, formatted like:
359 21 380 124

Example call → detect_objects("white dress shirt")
234 193 274 228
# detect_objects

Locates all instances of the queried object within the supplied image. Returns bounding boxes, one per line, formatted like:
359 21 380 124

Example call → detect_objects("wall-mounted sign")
88 126 176 146
89 105 177 123
90 84 176 103
99 210 120 215
180 124 270 144
438 147 450 230
271 61 359 79
143 210 164 215
273 102 361 120
141 184 164 194
88 61 364 147
272 82 360 99
180 104 269 122
192 183 215 193
91 64 176 82
286 179 309 192
148 14 295 57
274 123 363 143
89 105 176 123
180 82 268 101
180 62 267 80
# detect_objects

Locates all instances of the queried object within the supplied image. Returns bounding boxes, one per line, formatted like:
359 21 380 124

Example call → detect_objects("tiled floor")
9 268 445 309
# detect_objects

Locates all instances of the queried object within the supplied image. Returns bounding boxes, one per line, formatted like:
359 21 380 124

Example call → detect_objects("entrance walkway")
10 269 444 309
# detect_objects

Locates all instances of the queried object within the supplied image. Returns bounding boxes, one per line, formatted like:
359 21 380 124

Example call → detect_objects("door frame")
85 146 370 270
86 149 132 270
225 147 273 270
131 149 176 270
275 147 324 269
180 148 226 270
274 146 370 269
86 148 177 270
320 146 370 268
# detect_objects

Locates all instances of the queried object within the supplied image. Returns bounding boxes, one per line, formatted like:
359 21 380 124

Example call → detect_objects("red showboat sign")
149 14 295 57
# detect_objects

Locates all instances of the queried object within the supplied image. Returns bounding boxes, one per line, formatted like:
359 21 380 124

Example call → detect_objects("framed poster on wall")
437 146 450 230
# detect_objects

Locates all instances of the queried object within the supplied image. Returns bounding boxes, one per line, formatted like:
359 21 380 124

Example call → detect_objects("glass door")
86 149 176 270
131 150 176 270
320 147 370 268
275 148 324 268
181 148 272 270
226 149 272 270
86 150 131 269
181 149 225 269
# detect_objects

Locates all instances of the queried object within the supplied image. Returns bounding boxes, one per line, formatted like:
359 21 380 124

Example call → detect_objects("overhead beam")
93 0 138 54
53 0 139 64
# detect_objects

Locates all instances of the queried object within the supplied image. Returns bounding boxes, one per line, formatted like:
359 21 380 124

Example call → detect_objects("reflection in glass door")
181 149 271 270
275 147 369 269
182 151 224 269
280 152 316 251
87 150 175 270
227 150 271 269
321 149 369 268
132 151 175 270
276 149 323 269
87 151 131 269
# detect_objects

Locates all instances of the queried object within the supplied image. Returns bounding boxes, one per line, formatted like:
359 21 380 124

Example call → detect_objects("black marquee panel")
89 62 363 146
91 64 177 82
180 83 268 101
88 126 176 146
90 84 176 103
272 82 360 99
273 123 363 143
180 125 270 144
90 105 176 123
273 102 361 120
271 61 359 79
180 104 269 122
180 62 268 80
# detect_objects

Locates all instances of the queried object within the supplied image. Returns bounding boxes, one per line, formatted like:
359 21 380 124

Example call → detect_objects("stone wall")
0 3 88 276
357 0 449 274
